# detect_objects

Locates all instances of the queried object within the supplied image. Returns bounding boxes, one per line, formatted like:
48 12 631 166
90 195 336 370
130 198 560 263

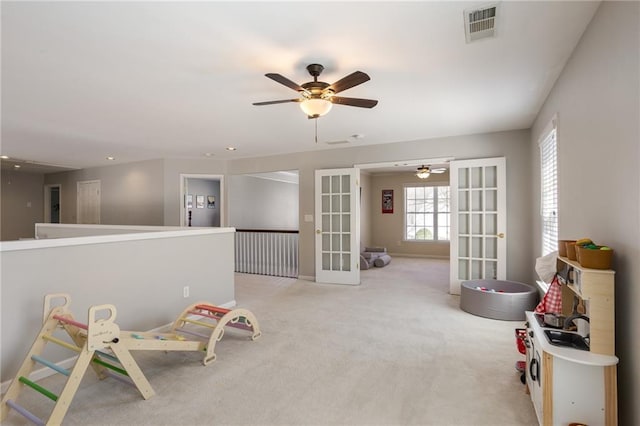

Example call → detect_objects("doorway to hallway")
180 174 224 227
44 184 61 223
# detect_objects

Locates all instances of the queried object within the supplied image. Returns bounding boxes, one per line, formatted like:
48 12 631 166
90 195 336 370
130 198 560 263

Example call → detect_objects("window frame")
403 184 451 242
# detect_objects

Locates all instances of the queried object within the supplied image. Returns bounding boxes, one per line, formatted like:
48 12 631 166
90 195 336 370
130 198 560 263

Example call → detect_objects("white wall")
530 2 639 423
0 227 236 382
228 174 298 230
35 223 185 239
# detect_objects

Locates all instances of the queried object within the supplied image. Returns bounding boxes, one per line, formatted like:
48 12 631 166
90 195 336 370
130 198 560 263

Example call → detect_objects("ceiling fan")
416 165 447 179
253 64 378 119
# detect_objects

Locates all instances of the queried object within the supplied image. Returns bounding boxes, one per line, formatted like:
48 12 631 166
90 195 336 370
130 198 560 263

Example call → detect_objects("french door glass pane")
342 254 351 271
471 167 483 188
459 237 469 257
471 260 483 278
459 260 469 280
485 166 497 188
472 237 483 258
485 238 497 259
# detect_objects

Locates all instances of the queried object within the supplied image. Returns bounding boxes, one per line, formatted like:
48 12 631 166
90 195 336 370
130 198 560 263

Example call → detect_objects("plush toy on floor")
360 245 392 269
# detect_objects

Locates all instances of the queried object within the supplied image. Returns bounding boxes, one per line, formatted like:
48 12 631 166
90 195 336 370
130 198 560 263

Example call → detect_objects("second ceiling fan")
416 165 447 179
253 64 378 118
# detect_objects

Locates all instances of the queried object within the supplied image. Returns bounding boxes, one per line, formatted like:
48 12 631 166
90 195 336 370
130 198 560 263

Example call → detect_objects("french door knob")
497 233 505 238
316 229 321 234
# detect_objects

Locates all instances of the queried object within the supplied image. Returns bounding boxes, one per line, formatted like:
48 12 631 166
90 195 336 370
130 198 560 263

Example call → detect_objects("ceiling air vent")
464 4 498 43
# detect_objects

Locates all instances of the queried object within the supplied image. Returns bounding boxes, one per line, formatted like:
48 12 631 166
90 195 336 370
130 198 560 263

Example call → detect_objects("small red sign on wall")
382 189 394 214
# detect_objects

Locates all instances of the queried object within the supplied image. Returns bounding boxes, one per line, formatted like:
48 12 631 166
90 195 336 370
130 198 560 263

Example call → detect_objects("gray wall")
228 175 298 230
0 170 44 241
530 2 639 423
186 178 221 227
359 172 372 248
44 159 165 225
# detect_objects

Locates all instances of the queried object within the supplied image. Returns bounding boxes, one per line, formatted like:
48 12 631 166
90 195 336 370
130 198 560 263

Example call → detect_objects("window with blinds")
540 127 558 255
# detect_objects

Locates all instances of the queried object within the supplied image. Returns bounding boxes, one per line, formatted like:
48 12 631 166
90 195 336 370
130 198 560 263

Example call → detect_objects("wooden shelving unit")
557 256 615 356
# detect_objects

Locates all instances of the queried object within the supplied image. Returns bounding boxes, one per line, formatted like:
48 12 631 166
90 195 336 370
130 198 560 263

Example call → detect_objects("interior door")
77 180 101 224
315 168 360 285
450 157 506 294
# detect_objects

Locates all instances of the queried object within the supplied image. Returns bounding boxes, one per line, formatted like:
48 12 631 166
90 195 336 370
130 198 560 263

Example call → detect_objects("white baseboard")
388 253 450 260
1 299 237 394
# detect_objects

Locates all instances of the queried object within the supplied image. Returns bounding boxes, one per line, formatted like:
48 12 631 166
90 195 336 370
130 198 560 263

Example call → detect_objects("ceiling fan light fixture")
416 165 431 179
300 98 332 118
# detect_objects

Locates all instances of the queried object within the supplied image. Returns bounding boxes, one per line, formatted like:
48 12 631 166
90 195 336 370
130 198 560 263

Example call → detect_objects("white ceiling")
1 1 600 171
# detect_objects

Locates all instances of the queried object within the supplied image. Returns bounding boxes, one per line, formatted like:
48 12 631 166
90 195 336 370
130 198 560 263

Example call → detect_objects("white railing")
235 230 298 278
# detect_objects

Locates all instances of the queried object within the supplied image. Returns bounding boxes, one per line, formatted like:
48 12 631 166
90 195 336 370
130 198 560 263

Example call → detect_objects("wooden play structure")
1 294 261 425
1 294 154 426
120 301 262 366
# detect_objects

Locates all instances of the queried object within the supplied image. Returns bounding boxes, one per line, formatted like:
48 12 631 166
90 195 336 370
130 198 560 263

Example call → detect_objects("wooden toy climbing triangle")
0 294 154 426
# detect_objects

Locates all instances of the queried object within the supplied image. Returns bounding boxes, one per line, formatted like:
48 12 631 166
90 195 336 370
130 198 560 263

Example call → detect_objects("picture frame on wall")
382 189 394 214
185 194 193 209
196 195 205 209
207 196 215 209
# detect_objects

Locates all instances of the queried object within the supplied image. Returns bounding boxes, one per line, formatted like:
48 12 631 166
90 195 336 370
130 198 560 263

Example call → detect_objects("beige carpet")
2 257 538 425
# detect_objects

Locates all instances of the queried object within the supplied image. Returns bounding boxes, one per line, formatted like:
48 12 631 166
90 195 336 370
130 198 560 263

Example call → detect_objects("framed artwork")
207 195 216 209
196 195 205 209
185 194 193 209
382 189 394 214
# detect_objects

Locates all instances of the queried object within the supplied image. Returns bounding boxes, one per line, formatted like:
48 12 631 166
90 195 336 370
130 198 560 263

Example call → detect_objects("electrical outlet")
183 286 189 298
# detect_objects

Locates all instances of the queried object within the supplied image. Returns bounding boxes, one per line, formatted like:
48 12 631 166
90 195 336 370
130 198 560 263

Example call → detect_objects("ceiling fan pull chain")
315 118 318 144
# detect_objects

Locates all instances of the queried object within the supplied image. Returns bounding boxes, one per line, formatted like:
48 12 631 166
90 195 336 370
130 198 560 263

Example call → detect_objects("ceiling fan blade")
265 73 305 92
431 168 447 174
330 96 378 108
252 99 301 106
327 71 370 94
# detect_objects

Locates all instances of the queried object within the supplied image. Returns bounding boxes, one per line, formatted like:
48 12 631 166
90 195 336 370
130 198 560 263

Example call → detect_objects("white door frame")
314 167 361 285
180 174 225 227
449 157 506 295
44 183 62 223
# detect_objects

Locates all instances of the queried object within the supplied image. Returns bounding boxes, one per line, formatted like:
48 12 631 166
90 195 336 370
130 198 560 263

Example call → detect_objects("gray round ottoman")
460 280 538 321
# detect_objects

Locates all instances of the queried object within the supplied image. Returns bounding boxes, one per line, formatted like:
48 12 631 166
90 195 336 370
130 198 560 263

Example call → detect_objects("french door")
450 157 506 294
314 168 360 285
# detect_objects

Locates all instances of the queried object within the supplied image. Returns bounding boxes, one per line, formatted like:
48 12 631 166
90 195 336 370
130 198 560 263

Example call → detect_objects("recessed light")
106 156 115 161
204 152 215 157
13 164 21 169
226 147 237 151
0 155 9 159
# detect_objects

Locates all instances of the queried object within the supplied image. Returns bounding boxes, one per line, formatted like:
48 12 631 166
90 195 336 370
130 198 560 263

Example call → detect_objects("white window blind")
540 127 558 256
